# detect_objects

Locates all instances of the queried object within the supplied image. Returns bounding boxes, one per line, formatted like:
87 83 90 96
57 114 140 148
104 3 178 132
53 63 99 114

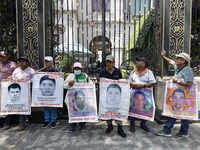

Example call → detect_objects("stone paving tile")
0 121 200 150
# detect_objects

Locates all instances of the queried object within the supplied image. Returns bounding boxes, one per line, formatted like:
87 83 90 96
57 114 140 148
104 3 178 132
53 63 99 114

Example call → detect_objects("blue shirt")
172 62 194 82
98 67 122 81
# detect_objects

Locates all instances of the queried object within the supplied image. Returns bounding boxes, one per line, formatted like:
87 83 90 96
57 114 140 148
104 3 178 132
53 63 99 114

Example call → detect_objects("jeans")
0 115 12 125
163 117 190 135
44 107 57 122
130 117 147 126
19 115 27 125
69 122 86 129
0 115 26 125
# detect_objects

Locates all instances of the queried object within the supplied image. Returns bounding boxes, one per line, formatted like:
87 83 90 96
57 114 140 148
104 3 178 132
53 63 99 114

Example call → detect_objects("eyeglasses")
175 57 183 61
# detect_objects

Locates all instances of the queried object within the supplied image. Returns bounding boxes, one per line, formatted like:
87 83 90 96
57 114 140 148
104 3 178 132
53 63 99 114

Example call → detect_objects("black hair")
39 75 56 85
8 83 21 92
185 60 188 65
133 90 146 99
75 90 85 100
107 84 121 93
173 88 185 98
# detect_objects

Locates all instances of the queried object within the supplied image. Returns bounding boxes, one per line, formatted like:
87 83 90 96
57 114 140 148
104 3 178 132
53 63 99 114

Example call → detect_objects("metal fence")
53 0 156 80
0 0 200 78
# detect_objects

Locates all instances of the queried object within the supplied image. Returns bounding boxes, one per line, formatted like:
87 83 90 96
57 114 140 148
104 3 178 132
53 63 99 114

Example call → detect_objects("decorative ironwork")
23 0 39 70
168 0 185 71
154 0 162 75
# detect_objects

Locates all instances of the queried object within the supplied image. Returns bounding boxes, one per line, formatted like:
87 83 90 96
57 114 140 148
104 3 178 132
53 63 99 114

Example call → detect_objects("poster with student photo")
129 88 155 122
99 78 130 121
32 72 64 107
163 80 198 120
66 83 98 123
0 80 31 115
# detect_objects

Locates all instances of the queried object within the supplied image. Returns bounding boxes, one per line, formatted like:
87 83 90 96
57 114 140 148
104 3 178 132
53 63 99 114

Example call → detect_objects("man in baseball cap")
129 56 155 133
0 51 17 130
39 56 58 129
157 50 194 138
98 55 127 138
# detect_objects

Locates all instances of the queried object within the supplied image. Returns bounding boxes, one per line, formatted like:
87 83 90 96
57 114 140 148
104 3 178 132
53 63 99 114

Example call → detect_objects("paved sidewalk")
0 120 200 150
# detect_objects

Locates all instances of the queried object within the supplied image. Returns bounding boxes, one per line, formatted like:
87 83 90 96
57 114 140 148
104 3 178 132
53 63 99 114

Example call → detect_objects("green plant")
0 0 17 62
58 56 75 73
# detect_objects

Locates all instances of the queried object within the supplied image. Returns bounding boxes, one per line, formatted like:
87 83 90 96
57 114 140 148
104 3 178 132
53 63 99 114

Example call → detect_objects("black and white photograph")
0 81 31 115
32 72 64 107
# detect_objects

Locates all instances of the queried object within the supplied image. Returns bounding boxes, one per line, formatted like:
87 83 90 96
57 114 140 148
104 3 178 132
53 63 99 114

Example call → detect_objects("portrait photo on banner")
163 80 198 119
0 81 31 115
99 78 130 121
32 72 63 107
67 85 97 118
129 88 154 120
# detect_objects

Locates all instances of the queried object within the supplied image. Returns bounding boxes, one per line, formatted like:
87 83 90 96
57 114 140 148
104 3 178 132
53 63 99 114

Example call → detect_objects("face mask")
74 70 81 76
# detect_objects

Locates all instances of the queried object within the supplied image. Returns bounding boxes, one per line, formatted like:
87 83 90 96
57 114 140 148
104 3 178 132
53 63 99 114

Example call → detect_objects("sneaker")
117 125 127 138
67 127 75 133
130 125 135 132
106 124 113 134
3 124 10 130
51 122 56 129
18 125 26 131
174 133 189 138
80 126 86 132
156 130 172 137
42 122 51 129
141 125 150 132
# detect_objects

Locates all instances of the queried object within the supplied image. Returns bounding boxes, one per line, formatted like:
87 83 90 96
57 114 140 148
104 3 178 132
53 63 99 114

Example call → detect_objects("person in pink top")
0 51 17 130
11 56 35 131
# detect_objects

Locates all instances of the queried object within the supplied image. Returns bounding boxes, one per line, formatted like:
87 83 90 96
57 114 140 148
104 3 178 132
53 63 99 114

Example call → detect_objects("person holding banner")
40 56 58 129
129 57 156 133
0 51 17 130
7 56 35 131
98 55 126 138
157 50 194 138
64 62 91 133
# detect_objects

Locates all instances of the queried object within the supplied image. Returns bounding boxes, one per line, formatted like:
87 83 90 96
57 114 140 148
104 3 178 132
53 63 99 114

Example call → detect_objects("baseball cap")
136 57 148 67
18 56 29 62
175 52 190 62
106 55 114 62
0 51 8 57
44 56 53 63
73 62 83 68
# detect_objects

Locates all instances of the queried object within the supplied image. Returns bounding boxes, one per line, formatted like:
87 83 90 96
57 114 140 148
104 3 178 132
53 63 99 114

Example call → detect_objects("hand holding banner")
99 78 130 121
163 80 198 120
0 80 31 115
66 83 98 123
129 88 155 121
32 72 64 107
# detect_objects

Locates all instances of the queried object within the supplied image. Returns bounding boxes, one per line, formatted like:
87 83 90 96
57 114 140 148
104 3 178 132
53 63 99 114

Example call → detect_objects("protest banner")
163 80 198 120
99 78 130 121
32 72 64 107
129 88 155 121
0 80 31 115
66 83 98 123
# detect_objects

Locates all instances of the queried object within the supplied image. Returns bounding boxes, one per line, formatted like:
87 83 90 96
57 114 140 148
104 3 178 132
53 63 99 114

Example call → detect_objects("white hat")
44 56 53 63
175 53 191 62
